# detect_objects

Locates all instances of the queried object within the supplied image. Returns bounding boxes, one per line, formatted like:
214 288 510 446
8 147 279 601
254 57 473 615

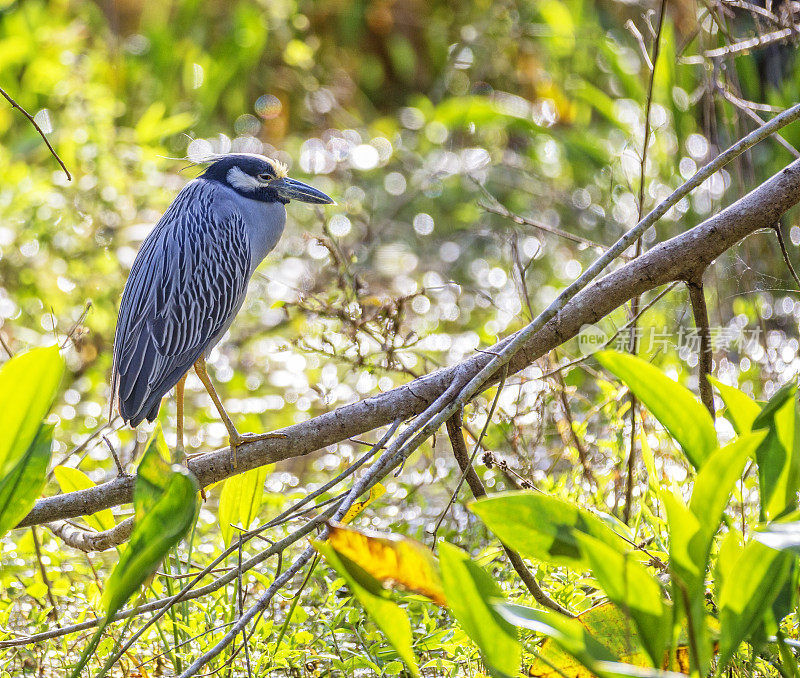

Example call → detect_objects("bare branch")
16 118 800 531
687 280 715 417
45 517 134 553
0 85 71 180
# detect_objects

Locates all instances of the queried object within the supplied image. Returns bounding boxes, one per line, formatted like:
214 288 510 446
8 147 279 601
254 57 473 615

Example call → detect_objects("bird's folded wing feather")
111 182 251 423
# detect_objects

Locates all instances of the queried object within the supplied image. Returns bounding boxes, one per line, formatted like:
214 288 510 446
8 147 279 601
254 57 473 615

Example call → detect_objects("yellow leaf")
326 522 446 606
53 466 116 533
341 482 386 524
218 465 270 546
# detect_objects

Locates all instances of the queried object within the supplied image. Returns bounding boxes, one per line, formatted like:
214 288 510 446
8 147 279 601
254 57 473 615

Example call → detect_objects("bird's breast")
240 200 287 275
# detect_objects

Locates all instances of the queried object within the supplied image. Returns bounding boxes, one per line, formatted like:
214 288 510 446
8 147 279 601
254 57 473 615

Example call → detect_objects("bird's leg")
193 357 286 468
175 373 187 462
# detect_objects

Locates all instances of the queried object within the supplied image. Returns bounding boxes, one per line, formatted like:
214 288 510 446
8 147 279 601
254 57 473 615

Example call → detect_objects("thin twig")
444 413 571 616
704 21 800 58
774 224 800 289
30 527 60 626
0 85 71 180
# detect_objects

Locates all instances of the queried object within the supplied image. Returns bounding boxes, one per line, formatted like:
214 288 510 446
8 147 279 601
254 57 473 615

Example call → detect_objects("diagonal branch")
0 85 71 180
16 154 800 530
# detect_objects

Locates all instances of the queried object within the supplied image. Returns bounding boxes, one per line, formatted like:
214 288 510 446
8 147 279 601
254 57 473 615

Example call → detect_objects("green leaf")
716 540 793 673
495 602 617 675
314 540 419 676
662 492 710 675
689 432 764 559
69 440 199 678
0 424 53 538
53 466 115 533
708 377 760 434
0 345 64 477
103 465 199 614
134 423 173 521
595 351 717 468
438 542 520 678
470 491 629 568
751 385 800 521
575 534 668 667
218 465 269 546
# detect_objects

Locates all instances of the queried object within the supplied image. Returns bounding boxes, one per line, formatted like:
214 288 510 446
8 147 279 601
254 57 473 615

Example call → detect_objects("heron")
111 153 333 460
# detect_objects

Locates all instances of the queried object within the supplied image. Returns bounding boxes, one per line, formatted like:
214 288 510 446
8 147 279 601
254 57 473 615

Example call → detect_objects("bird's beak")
273 177 334 204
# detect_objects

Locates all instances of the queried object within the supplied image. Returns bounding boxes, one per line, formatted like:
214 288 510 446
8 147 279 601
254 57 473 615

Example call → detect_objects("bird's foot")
228 431 289 470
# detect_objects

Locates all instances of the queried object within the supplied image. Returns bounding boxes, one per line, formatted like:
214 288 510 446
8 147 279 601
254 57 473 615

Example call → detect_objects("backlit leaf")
0 424 53 539
596 351 717 468
218 464 269 546
751 385 800 521
708 377 760 434
438 542 520 678
717 540 793 672
520 603 689 678
470 491 629 568
341 481 385 524
314 540 419 676
68 439 199 678
326 521 445 605
0 345 64 477
575 534 668 667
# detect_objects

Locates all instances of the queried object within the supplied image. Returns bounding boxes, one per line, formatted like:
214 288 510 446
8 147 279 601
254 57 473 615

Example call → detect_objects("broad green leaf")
218 464 269 546
438 542 520 678
575 534 668 667
0 424 53 538
134 423 173 522
0 345 64 477
102 465 199 615
714 529 744 600
326 522 446 605
68 440 199 678
716 540 793 673
689 432 764 558
53 466 115 533
708 377 760 434
662 492 710 675
470 491 629 568
595 351 717 468
314 540 419 676
751 385 800 521
496 602 617 676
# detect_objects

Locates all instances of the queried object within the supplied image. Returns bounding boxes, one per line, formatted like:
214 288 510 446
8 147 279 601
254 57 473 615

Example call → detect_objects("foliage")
1 0 800 675
317 352 800 677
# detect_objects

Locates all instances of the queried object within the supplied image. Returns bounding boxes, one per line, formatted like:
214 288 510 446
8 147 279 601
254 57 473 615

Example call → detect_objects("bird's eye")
257 172 274 183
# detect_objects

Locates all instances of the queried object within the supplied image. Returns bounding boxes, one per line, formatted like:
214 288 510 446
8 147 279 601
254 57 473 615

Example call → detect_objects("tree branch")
687 279 715 417
16 155 800 530
0 85 71 181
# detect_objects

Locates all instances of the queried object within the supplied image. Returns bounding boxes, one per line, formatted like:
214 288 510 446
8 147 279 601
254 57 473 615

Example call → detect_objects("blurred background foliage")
1 0 800 674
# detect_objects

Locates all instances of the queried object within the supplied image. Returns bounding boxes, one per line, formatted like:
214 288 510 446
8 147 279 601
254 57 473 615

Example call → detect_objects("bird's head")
201 153 334 205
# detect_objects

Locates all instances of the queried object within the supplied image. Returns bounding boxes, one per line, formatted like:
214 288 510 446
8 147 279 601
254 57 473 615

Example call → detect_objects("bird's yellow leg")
193 357 286 468
175 373 187 462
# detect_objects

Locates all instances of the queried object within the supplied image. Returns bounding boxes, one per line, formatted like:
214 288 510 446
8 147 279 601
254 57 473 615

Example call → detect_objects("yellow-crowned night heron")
111 153 333 457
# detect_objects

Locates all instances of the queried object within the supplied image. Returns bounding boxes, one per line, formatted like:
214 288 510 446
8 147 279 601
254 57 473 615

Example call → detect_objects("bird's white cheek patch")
227 166 262 192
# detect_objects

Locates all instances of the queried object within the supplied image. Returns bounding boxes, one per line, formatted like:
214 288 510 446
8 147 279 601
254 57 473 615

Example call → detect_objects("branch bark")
17 156 800 530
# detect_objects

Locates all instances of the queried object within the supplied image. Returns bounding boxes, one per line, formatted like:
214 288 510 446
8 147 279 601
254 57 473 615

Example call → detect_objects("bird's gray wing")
112 181 251 426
